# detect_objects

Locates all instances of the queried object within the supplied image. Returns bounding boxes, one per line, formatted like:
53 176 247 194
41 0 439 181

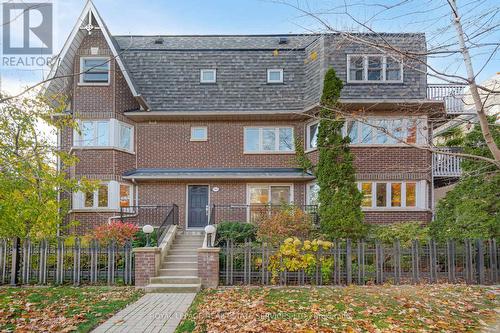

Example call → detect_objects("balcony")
427 84 473 115
433 147 462 177
209 204 319 226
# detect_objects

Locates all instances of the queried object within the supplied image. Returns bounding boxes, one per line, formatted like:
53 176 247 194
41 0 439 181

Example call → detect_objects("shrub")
132 229 158 247
215 221 256 245
369 222 429 247
268 237 333 283
256 206 313 244
91 222 139 246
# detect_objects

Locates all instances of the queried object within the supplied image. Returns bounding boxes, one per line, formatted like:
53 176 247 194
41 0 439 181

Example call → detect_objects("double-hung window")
358 181 422 209
306 182 320 205
244 127 294 153
80 57 110 84
118 122 133 150
120 184 133 207
347 55 402 82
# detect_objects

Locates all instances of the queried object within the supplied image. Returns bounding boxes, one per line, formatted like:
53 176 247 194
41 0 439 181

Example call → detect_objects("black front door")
188 185 209 228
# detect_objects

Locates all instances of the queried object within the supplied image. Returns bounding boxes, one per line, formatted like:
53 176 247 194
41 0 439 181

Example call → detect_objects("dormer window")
347 55 402 83
80 57 110 84
267 69 283 83
200 69 216 83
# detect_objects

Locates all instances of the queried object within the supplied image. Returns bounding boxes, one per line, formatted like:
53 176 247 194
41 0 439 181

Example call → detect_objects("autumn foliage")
255 206 313 244
92 222 139 245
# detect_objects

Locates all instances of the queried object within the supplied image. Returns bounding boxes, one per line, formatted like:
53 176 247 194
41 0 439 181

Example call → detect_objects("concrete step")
162 261 197 269
168 249 198 255
145 283 201 293
172 240 203 246
150 276 200 284
166 254 197 262
159 268 198 276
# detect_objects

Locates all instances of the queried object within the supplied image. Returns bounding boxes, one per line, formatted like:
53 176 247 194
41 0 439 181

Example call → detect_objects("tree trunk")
448 0 500 167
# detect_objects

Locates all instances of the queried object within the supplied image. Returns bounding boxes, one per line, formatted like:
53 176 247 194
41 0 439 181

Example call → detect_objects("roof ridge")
112 32 424 38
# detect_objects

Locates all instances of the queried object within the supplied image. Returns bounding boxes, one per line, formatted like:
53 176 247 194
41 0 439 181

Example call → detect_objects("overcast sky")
1 0 498 95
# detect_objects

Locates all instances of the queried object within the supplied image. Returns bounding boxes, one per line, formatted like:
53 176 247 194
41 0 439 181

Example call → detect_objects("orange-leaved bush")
255 206 313 244
92 221 139 245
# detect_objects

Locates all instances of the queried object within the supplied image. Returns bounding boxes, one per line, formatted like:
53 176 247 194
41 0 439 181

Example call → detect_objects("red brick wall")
364 211 432 224
137 120 303 169
134 249 160 287
198 249 220 288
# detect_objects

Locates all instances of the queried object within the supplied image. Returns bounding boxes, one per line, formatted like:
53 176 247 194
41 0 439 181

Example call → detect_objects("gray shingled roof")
114 34 319 50
123 168 314 180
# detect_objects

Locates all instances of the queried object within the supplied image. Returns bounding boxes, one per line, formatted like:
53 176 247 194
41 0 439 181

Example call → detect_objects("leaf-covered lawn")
176 285 499 333
0 286 143 332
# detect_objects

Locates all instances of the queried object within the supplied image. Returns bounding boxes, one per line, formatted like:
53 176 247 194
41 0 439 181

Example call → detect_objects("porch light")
142 224 154 247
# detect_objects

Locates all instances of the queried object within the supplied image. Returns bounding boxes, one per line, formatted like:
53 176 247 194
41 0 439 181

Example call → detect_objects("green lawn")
176 285 499 333
0 286 143 332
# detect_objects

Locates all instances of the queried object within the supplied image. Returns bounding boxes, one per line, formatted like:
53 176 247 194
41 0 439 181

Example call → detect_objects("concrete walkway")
92 293 196 333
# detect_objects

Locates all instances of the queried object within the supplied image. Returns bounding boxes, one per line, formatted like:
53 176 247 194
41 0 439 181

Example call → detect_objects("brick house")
46 1 448 235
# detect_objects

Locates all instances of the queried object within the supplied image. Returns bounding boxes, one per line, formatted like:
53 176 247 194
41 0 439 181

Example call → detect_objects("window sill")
77 82 110 86
346 80 403 84
361 208 429 212
266 82 284 85
190 138 208 142
70 208 120 213
305 147 318 153
70 146 135 155
350 144 424 148
200 82 217 84
243 151 296 155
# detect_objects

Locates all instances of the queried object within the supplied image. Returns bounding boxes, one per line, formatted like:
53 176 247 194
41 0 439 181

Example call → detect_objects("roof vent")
154 38 164 45
278 37 288 44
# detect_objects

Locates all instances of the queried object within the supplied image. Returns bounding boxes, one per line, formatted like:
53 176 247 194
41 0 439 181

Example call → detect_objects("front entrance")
187 185 209 228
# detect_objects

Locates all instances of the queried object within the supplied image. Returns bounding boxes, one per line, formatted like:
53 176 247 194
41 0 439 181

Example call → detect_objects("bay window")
345 118 426 145
358 181 425 209
74 119 134 152
244 127 294 153
73 181 134 210
347 54 402 82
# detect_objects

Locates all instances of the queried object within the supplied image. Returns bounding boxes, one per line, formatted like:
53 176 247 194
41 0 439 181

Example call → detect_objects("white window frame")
190 126 208 141
79 56 110 85
267 69 284 83
246 184 294 205
243 126 295 154
73 119 134 153
200 69 216 83
306 181 320 205
343 117 427 146
357 181 426 210
347 54 403 83
73 181 134 211
306 120 319 151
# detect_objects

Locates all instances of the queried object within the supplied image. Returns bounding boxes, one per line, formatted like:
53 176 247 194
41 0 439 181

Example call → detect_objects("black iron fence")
0 238 134 286
209 204 319 226
220 239 499 286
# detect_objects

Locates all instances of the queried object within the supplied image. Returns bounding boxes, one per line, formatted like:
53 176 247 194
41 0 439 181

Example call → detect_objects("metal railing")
427 84 472 114
119 205 179 247
433 147 462 177
209 204 319 226
220 239 499 286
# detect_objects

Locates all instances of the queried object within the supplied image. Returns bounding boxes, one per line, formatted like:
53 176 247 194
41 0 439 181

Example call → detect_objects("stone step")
172 240 203 245
144 283 201 293
150 276 200 284
162 261 197 269
159 268 198 276
166 254 197 263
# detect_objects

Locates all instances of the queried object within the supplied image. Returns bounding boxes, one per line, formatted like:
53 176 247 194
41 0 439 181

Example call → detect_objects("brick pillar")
133 247 161 287
197 248 220 288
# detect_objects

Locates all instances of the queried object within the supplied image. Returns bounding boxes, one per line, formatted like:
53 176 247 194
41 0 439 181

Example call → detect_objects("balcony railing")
427 84 472 114
433 147 463 177
209 204 319 226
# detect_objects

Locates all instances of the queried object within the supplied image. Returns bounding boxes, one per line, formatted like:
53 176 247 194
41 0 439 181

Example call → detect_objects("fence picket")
0 239 5 285
476 239 484 284
489 239 498 283
412 240 420 284
394 240 401 285
10 238 20 285
447 240 455 283
346 239 352 285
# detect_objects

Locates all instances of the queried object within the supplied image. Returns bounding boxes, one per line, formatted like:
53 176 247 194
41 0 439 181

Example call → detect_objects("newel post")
198 247 220 288
132 247 161 287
